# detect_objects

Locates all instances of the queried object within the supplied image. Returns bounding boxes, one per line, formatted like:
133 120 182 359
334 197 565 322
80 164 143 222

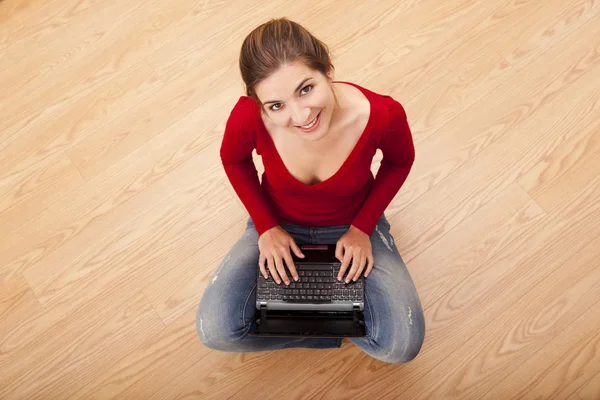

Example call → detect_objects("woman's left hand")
335 225 374 283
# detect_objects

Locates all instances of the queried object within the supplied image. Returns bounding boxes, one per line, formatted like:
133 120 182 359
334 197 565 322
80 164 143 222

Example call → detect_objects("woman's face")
254 61 336 142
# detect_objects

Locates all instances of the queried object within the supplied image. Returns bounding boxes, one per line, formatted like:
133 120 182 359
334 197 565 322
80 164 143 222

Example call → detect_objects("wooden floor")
1 0 600 398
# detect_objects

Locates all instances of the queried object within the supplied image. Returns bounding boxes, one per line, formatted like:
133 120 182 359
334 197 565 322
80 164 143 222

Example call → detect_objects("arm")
351 100 415 235
220 99 279 235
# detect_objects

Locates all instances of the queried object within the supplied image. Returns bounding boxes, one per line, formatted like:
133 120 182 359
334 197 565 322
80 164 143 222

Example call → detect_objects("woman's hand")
335 225 374 283
258 226 304 285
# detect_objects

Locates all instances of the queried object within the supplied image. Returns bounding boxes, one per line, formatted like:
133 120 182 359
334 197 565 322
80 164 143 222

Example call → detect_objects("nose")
290 103 310 126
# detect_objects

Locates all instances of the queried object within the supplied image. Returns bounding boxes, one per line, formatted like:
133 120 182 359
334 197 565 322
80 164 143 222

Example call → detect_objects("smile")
296 111 321 133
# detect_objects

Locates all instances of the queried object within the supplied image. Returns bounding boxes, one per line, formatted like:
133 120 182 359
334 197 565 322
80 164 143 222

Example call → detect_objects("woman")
197 18 425 364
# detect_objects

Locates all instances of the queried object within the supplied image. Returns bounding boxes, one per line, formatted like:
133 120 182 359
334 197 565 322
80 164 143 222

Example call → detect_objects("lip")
296 111 321 133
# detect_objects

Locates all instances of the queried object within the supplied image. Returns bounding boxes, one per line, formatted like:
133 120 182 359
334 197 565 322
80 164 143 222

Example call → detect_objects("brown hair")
239 18 335 108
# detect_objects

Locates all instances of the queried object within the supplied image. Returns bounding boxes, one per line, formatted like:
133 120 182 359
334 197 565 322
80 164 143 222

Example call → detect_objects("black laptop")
248 244 366 338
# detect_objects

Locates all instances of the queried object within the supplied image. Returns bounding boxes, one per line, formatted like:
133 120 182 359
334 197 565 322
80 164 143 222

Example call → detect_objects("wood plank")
333 32 400 86
71 307 204 400
567 392 585 400
227 344 367 400
143 216 247 325
20 142 245 307
0 0 204 145
379 8 600 219
408 183 545 308
0 61 163 188
0 0 149 140
499 0 600 70
145 0 289 83
148 341 354 400
0 274 42 346
370 0 546 145
371 0 538 104
394 230 600 399
388 18 600 263
0 0 104 52
579 371 600 400
0 104 236 285
0 291 164 399
303 0 416 59
66 79 240 181
482 271 600 397
0 152 84 236
519 119 600 212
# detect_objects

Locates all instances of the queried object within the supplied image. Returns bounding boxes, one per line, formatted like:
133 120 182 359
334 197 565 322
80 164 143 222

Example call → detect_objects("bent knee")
383 328 425 364
196 301 245 352
382 313 426 364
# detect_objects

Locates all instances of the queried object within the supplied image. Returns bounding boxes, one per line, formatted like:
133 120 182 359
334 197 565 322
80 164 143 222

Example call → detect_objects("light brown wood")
1 0 600 398
579 371 600 400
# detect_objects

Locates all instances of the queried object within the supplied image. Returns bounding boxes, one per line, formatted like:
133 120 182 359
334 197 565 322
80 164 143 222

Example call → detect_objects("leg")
196 220 343 352
349 216 426 363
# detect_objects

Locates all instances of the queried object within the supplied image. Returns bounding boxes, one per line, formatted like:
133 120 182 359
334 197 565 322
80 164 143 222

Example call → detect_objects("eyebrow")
263 77 312 105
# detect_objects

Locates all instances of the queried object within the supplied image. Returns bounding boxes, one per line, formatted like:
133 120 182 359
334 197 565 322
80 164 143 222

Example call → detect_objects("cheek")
272 113 290 127
314 90 331 107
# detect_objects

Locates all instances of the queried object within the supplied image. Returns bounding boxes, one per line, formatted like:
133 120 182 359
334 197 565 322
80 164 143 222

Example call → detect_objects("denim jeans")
196 214 425 364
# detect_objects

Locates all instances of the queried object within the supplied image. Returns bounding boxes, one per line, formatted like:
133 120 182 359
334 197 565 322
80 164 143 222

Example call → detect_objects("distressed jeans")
196 214 425 364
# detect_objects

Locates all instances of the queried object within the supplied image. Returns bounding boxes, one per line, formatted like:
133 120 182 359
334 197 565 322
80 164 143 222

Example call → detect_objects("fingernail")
353 277 358 281
276 280 281 284
294 276 299 281
345 279 349 284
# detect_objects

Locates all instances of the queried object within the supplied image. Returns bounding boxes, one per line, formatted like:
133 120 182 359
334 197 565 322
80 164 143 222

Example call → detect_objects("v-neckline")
256 81 373 188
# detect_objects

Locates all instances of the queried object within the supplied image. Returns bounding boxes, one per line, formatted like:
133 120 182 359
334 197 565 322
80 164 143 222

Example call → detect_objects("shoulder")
226 96 261 129
220 96 263 157
223 95 263 142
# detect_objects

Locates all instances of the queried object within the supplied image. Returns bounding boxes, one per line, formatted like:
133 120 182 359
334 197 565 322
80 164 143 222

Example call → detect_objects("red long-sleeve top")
220 81 415 236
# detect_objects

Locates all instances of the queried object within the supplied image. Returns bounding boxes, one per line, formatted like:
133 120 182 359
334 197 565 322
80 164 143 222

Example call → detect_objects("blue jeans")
196 214 425 364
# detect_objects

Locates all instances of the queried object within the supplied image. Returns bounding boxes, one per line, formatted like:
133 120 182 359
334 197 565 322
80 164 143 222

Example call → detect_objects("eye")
270 103 283 112
300 85 313 95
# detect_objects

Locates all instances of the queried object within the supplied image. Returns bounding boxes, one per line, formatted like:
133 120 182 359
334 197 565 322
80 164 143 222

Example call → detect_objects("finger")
364 255 375 277
274 252 290 285
289 239 305 259
345 250 362 283
283 250 299 281
267 255 280 284
338 246 353 281
353 254 367 281
335 240 344 261
259 253 268 278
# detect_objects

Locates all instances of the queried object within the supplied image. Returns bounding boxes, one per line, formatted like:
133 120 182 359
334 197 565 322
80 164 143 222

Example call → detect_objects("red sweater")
220 81 415 236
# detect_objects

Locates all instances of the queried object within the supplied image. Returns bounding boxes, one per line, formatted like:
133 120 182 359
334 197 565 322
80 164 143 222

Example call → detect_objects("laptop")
248 244 366 338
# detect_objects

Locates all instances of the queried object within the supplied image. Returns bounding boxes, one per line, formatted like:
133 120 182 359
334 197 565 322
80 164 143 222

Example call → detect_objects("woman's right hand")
258 225 305 285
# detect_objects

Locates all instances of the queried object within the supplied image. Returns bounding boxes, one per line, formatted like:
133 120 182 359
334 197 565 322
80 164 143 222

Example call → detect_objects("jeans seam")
364 287 376 343
241 282 257 327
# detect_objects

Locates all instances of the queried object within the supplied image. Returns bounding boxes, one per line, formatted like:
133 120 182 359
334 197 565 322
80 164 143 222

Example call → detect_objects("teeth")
300 114 318 129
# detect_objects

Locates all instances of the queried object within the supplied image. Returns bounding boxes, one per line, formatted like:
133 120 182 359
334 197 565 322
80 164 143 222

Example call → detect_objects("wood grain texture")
1 0 600 398
388 16 600 263
395 223 600 399
480 245 600 397
579 371 600 400
383 4 600 218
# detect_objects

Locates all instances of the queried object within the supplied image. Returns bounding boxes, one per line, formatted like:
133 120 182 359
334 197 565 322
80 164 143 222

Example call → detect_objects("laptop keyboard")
257 264 363 303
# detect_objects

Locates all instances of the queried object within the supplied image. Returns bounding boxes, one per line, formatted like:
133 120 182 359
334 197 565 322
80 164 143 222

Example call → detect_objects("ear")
326 66 334 81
